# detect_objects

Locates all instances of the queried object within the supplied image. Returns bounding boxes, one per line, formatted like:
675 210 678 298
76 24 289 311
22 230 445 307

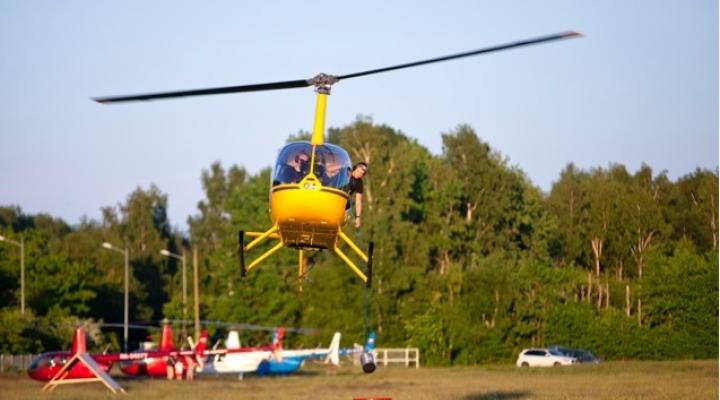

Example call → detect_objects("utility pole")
182 250 187 341
20 238 24 314
102 242 130 352
0 235 26 314
160 249 187 341
193 247 200 342
124 247 129 352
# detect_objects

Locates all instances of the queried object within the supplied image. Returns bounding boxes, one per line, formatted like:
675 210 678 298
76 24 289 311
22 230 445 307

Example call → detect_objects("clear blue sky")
1 0 717 232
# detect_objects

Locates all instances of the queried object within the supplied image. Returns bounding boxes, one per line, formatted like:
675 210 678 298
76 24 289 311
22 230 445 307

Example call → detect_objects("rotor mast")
309 73 338 146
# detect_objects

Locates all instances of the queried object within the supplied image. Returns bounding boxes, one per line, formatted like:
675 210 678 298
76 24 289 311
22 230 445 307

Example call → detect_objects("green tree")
642 240 718 358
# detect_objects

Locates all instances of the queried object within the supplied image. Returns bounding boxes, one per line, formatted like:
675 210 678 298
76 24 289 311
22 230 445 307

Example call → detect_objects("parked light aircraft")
256 331 341 376
258 331 379 375
201 328 339 377
27 326 207 381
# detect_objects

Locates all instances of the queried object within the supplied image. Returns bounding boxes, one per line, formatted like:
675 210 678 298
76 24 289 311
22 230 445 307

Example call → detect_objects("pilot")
288 151 310 183
347 162 368 228
274 151 310 185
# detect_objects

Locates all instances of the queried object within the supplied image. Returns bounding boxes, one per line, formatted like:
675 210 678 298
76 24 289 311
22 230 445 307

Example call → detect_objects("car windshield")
578 350 598 361
549 345 575 356
548 348 565 356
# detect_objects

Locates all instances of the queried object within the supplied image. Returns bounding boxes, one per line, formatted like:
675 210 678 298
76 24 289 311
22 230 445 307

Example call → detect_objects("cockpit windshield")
313 143 352 190
272 142 352 190
28 353 66 371
273 142 312 186
28 355 45 371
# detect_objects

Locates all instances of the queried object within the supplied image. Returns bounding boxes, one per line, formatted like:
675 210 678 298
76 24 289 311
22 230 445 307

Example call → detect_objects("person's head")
294 152 310 172
351 162 368 179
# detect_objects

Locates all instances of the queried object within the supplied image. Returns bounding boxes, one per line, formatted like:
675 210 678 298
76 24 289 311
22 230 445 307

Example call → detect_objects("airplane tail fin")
159 320 174 351
71 326 87 354
225 330 242 349
360 332 377 374
363 331 376 353
324 332 341 366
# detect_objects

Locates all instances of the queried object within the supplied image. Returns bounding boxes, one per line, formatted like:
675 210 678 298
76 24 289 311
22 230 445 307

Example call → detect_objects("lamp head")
102 242 113 249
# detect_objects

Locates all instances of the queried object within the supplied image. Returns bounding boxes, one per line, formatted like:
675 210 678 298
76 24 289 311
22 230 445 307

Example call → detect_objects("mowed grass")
1 360 716 400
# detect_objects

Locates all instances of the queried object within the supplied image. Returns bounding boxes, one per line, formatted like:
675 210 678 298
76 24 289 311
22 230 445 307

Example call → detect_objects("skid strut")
239 230 245 277
366 242 374 288
238 227 374 288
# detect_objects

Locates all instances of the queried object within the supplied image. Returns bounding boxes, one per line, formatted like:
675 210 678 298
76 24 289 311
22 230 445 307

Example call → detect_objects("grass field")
1 360 716 400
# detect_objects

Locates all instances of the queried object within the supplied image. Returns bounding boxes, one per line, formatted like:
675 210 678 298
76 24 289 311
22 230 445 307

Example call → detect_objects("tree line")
0 117 717 364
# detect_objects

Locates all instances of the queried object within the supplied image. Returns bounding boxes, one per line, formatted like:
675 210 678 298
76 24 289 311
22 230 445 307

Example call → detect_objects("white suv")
516 348 576 367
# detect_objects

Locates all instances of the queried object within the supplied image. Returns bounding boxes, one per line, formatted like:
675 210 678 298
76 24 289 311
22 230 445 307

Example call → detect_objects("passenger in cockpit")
320 153 341 187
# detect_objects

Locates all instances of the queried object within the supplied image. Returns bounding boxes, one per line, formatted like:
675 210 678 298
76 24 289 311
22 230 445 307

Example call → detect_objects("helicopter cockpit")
272 141 352 191
28 353 68 372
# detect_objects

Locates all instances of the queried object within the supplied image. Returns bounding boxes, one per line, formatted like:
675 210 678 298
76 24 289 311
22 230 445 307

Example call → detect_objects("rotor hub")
308 73 338 94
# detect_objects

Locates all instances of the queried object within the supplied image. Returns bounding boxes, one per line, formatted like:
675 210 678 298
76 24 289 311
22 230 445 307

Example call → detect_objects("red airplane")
27 325 208 381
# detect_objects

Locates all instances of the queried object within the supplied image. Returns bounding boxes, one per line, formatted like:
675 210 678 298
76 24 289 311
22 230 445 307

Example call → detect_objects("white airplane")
200 328 340 378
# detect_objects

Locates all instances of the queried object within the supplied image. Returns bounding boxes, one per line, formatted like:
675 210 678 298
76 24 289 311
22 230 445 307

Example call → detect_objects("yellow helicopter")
93 31 581 289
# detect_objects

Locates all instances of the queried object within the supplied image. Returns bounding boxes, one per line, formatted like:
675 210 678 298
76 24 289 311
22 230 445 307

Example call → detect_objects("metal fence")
0 354 37 372
348 348 420 368
374 348 420 368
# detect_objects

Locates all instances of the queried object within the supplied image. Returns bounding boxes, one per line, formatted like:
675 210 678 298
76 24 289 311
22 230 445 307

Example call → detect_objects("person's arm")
354 193 362 228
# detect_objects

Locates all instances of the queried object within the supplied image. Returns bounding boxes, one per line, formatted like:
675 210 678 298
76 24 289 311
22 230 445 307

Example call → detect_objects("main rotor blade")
93 79 311 104
93 31 580 104
337 31 581 81
101 323 161 331
165 319 318 335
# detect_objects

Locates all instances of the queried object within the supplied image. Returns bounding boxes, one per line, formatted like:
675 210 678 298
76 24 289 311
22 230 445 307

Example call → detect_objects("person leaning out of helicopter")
347 162 368 228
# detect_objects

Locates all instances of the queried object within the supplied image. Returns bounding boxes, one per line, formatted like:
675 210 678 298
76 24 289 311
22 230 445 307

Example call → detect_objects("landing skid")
239 227 373 289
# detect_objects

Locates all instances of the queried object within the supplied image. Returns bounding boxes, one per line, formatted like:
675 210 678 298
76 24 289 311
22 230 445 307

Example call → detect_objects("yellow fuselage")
270 176 348 249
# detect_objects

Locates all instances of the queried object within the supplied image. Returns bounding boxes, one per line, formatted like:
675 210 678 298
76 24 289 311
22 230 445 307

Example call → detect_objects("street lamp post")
160 249 187 341
102 241 129 352
0 235 25 314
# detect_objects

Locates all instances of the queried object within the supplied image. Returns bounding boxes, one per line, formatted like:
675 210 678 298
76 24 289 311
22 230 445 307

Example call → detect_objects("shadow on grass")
462 390 529 400
112 375 149 382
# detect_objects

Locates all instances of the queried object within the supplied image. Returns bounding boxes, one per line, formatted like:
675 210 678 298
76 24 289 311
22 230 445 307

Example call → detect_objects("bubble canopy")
272 142 352 190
